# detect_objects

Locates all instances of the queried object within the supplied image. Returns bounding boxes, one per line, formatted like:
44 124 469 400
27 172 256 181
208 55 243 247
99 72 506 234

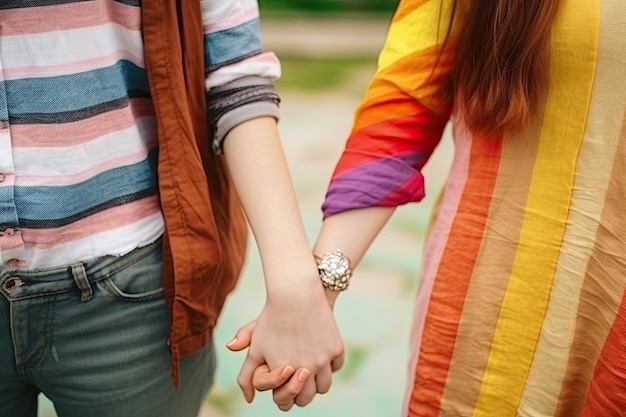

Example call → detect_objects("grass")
337 344 369 380
274 57 373 92
205 386 241 416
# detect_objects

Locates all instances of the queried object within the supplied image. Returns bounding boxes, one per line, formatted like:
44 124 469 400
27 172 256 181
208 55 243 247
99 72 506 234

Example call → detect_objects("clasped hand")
227 283 344 411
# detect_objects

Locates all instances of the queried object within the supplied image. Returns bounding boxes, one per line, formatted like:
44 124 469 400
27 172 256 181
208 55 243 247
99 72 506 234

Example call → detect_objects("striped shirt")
324 0 626 415
0 0 280 270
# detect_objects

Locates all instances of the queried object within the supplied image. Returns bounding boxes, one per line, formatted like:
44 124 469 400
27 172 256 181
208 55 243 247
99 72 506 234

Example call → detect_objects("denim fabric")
0 239 215 417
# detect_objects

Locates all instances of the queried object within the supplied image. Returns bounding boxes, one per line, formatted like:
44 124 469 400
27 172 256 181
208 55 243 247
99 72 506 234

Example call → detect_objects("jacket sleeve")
322 0 460 218
200 0 281 153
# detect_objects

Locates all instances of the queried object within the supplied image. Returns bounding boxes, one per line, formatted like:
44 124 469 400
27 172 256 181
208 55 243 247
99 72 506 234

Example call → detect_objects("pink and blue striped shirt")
0 0 280 269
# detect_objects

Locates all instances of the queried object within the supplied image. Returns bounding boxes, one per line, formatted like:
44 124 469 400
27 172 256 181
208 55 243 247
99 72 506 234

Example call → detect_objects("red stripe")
334 109 448 178
380 174 426 205
408 134 502 415
580 289 626 416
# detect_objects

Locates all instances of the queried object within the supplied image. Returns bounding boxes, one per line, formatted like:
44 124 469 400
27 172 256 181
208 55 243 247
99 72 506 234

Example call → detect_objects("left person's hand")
227 281 344 411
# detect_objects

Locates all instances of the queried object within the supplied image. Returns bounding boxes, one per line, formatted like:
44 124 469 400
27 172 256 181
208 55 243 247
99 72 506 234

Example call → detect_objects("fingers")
236 354 262 403
294 376 318 407
314 366 333 394
226 321 256 352
251 365 334 410
254 364 334 410
331 350 345 372
252 364 296 392
272 368 311 411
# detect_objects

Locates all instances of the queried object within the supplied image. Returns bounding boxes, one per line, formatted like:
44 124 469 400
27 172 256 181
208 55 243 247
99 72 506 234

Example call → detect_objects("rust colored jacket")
141 1 248 385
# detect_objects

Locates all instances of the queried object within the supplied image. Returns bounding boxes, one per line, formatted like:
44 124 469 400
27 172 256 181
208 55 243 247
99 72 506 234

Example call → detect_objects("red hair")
448 0 562 135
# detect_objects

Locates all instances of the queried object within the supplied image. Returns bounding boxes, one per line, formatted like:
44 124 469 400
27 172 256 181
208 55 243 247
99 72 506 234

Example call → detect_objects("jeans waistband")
0 239 162 301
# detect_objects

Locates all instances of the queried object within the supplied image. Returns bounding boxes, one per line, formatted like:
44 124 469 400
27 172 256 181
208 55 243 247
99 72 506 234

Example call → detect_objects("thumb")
226 320 256 351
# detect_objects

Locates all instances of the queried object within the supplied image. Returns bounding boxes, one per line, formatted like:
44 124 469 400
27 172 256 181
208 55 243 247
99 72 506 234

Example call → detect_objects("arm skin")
221 116 344 411
228 204 396 407
224 0 456 405
313 206 395 306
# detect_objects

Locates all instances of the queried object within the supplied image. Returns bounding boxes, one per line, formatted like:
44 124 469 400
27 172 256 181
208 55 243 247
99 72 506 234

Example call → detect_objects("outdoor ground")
39 15 454 417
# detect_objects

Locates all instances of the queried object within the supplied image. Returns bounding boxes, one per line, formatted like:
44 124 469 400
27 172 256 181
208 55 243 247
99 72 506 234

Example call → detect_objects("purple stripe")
322 152 428 217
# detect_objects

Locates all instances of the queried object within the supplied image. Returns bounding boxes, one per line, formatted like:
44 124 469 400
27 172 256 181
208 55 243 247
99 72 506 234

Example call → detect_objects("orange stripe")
438 115 544 414
353 99 432 134
355 44 452 133
407 133 501 415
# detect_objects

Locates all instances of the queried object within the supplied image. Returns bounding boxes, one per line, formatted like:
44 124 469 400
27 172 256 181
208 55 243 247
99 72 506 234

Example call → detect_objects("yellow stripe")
518 1 626 415
472 1 600 416
377 0 455 70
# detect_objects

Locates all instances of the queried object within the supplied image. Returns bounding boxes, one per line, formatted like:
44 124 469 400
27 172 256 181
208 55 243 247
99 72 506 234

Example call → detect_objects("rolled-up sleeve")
201 0 282 153
322 0 460 218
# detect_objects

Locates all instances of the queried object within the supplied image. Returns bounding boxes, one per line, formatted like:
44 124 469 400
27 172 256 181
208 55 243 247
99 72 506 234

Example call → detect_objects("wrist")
324 287 340 309
263 258 323 301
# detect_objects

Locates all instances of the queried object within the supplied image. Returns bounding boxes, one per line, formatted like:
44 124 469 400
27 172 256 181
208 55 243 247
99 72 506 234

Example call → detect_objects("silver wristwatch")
315 249 352 291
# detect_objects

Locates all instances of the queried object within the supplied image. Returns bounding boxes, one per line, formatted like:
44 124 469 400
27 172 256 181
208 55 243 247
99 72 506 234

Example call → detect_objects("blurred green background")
258 0 398 13
40 1 456 416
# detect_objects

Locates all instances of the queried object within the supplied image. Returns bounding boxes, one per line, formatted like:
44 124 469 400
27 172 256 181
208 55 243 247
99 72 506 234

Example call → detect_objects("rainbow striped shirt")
324 0 626 415
0 0 280 270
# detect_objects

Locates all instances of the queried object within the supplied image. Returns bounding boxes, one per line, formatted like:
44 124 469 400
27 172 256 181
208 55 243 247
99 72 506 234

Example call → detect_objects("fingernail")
226 337 237 347
281 365 294 377
297 368 310 383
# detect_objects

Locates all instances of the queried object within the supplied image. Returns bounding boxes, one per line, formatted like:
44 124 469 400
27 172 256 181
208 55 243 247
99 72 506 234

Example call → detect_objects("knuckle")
315 359 328 369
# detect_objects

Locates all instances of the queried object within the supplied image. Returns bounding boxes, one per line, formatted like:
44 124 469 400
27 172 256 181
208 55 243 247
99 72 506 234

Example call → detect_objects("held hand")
227 321 308 400
227 323 314 410
227 284 344 411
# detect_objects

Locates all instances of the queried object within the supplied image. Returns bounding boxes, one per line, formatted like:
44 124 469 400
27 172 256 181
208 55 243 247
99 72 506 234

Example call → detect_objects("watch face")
322 254 344 273
318 251 351 290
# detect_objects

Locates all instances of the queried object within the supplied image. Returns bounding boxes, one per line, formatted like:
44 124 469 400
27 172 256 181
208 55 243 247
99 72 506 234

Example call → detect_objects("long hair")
448 0 562 135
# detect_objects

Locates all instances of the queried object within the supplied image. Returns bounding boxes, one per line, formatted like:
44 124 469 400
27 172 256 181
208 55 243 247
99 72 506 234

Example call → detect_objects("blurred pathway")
260 16 390 58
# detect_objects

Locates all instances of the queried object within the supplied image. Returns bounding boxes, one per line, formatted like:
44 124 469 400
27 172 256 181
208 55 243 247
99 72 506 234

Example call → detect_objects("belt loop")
70 263 92 302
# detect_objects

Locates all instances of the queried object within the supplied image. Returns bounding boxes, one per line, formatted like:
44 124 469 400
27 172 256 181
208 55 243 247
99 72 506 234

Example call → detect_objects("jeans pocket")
96 246 164 302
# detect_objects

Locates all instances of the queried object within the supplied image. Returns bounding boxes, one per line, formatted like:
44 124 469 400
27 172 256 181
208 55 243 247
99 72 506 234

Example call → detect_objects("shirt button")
4 228 15 236
7 259 22 268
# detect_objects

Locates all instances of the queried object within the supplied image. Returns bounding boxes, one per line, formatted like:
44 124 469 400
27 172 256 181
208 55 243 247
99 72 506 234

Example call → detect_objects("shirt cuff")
207 76 281 154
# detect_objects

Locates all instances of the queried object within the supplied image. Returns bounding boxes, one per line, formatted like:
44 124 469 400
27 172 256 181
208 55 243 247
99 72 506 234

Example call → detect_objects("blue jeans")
0 239 215 417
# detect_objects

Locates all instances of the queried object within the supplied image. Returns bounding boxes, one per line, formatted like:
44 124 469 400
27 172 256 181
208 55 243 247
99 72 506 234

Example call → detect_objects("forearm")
222 116 318 297
313 206 395 305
